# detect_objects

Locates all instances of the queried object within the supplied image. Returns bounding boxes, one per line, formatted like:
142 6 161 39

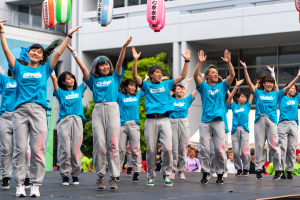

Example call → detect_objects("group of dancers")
0 18 299 198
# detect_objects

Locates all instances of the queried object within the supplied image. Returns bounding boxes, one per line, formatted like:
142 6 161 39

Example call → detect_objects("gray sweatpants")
144 118 173 179
57 115 83 178
199 121 226 174
231 126 250 171
93 102 120 178
170 118 190 172
118 121 141 173
254 114 282 172
12 103 47 184
126 142 132 168
278 121 298 172
210 132 228 173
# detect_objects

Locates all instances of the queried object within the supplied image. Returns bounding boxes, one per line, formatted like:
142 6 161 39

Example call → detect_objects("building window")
114 0 125 8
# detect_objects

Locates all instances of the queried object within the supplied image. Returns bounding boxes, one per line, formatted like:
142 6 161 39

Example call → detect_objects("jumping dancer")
278 83 299 179
193 50 235 184
241 60 300 180
227 79 253 176
0 18 81 197
67 37 132 189
132 47 190 187
50 70 87 186
117 78 144 182
169 79 198 180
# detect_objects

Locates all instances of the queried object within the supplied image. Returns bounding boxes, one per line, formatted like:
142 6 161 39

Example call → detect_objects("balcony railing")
0 8 67 35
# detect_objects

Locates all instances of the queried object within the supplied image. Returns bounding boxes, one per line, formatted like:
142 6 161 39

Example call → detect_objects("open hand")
266 66 275 73
235 78 244 87
123 36 132 48
68 26 82 36
221 49 231 63
239 60 247 69
132 47 141 60
181 49 191 61
0 19 7 31
198 50 207 63
187 77 194 82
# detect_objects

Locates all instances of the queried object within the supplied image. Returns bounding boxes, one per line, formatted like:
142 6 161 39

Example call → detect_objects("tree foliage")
82 52 170 157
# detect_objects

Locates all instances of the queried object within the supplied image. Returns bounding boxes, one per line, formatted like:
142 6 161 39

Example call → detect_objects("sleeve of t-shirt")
252 88 260 100
196 81 207 95
0 73 6 92
78 82 86 94
247 101 252 110
137 91 145 100
231 101 236 110
166 79 175 90
140 80 149 94
186 93 195 108
83 75 94 91
117 92 121 102
221 79 230 93
113 68 125 87
297 94 300 103
45 60 54 78
9 59 21 78
276 89 284 102
54 88 63 102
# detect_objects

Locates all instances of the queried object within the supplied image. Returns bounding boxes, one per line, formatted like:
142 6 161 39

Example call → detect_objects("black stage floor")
1 172 300 200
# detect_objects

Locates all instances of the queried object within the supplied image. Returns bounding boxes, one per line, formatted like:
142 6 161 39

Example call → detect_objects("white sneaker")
178 172 186 180
223 172 228 178
15 184 26 197
212 173 217 178
169 172 175 180
30 184 40 197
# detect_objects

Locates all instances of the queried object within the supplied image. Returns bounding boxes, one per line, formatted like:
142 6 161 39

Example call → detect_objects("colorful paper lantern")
97 0 114 27
147 0 164 27
56 0 72 25
296 0 300 22
150 1 165 32
42 0 57 28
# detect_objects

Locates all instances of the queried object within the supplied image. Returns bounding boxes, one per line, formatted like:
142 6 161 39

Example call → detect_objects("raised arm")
115 37 132 75
0 19 15 69
227 79 244 106
184 77 193 93
50 26 82 69
221 50 235 87
240 60 255 94
193 50 207 87
192 90 198 99
50 72 59 93
174 49 191 85
283 70 300 95
132 47 143 86
67 45 90 81
267 66 278 91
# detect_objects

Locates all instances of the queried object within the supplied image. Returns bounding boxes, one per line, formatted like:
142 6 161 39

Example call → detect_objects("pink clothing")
186 157 201 172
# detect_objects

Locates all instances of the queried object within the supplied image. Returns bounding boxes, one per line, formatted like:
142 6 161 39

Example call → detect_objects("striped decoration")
150 1 165 32
296 0 300 22
97 0 114 27
56 0 72 25
147 0 164 27
42 0 57 28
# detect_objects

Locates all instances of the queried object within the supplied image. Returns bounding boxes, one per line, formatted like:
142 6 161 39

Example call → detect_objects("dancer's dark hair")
58 71 78 91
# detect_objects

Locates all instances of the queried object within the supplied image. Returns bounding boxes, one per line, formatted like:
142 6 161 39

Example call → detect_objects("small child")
185 147 201 172
227 149 236 174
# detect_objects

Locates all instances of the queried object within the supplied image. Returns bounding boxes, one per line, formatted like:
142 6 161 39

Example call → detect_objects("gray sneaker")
110 177 118 189
96 177 105 189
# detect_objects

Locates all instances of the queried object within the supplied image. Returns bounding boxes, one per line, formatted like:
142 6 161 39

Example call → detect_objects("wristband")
185 60 190 63
67 35 72 39
72 51 78 58
271 72 275 78
0 31 4 34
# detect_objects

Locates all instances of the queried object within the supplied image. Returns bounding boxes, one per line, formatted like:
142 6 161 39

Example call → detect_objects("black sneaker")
235 170 242 177
133 173 139 183
80 168 84 174
1 177 10 189
72 177 79 185
62 177 70 186
281 171 286 179
273 171 282 180
242 169 249 177
110 177 118 189
201 172 209 184
287 172 293 179
126 167 133 176
116 177 120 182
256 171 263 180
96 176 105 189
24 178 31 189
216 174 224 184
